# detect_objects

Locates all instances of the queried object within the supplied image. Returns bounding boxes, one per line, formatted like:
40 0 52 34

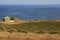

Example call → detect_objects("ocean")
0 5 60 20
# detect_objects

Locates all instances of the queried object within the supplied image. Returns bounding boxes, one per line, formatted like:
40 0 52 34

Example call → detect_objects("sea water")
0 5 60 20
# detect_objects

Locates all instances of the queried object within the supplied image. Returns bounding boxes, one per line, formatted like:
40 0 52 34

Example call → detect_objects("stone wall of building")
4 16 10 23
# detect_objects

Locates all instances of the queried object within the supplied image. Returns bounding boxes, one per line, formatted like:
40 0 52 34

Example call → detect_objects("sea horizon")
0 5 60 20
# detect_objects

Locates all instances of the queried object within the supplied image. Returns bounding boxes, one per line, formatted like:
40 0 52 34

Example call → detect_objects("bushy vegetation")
0 22 60 34
48 31 58 34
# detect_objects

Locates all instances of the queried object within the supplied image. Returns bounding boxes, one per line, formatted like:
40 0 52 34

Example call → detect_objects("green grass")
0 22 60 34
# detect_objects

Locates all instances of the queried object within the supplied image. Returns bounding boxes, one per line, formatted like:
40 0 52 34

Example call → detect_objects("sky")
0 0 60 5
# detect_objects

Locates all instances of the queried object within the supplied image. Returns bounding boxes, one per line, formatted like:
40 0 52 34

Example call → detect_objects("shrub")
2 18 5 21
36 30 45 34
48 31 58 34
7 30 12 33
10 17 14 20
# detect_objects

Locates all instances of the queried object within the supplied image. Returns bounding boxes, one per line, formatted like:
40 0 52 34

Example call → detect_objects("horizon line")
0 4 60 5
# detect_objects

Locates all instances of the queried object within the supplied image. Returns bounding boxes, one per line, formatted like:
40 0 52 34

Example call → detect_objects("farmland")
0 21 60 40
0 21 60 35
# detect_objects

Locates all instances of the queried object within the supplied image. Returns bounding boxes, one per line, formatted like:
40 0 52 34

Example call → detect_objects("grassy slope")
0 22 60 34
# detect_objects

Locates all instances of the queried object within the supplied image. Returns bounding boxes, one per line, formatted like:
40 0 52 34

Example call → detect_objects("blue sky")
0 0 60 5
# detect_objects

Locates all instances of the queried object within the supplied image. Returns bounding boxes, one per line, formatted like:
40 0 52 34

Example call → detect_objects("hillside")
0 21 60 35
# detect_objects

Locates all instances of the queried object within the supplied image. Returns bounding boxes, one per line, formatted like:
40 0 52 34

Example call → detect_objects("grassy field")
0 32 60 40
0 21 60 40
0 21 60 35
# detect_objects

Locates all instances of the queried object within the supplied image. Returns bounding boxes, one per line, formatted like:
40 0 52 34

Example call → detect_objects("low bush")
48 31 58 34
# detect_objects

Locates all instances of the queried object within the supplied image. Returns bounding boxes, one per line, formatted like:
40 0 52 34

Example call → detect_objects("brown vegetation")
0 32 60 40
0 20 60 40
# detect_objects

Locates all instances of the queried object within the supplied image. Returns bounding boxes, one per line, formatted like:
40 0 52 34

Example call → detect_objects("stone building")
4 16 14 23
4 16 10 23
